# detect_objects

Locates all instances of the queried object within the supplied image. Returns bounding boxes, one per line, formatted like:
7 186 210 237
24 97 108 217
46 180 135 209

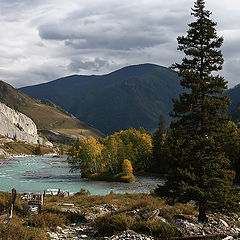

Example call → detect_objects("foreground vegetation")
1 190 240 239
0 190 200 239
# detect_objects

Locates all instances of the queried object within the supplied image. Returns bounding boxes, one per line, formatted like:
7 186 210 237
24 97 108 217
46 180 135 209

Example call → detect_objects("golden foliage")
68 128 152 180
122 159 133 176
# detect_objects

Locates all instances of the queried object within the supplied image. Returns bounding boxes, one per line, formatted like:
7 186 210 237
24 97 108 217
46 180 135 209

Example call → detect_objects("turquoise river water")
0 155 164 195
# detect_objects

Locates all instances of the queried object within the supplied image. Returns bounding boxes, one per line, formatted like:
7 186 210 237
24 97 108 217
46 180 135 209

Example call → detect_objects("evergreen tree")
152 115 169 173
155 0 236 222
33 141 41 155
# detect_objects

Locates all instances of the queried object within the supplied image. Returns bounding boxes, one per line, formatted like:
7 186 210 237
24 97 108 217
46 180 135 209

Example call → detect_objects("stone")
56 226 63 231
222 237 234 240
147 209 160 221
60 203 74 207
0 102 47 144
79 235 88 238
220 219 229 227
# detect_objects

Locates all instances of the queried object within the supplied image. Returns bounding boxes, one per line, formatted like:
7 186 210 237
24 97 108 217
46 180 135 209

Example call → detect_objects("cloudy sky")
0 0 239 88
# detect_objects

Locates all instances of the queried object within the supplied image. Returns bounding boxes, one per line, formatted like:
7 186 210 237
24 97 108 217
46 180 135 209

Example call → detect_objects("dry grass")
55 128 104 139
0 141 55 157
0 191 10 214
0 217 47 240
25 212 67 228
0 190 199 239
95 213 181 238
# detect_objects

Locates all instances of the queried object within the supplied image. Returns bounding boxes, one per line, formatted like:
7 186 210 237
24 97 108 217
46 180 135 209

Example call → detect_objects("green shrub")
158 203 197 221
129 198 162 212
66 211 86 223
95 213 135 236
95 213 181 239
133 219 181 239
25 212 67 228
0 218 47 240
0 191 9 214
74 188 91 196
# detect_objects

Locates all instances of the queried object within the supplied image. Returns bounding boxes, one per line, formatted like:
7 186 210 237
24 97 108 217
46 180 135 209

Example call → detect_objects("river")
0 155 164 195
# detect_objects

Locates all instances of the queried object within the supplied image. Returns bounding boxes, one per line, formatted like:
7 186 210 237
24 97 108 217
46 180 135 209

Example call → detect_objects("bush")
66 211 86 223
95 213 181 239
158 203 197 221
0 218 47 240
25 212 67 228
133 219 181 239
130 198 162 211
120 174 135 183
0 192 9 214
74 188 91 196
95 213 135 236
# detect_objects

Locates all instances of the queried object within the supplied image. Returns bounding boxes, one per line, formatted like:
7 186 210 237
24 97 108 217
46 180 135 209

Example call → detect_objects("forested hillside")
20 64 183 134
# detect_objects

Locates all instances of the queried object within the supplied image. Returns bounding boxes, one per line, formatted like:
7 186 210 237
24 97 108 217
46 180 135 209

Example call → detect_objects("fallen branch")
172 234 227 240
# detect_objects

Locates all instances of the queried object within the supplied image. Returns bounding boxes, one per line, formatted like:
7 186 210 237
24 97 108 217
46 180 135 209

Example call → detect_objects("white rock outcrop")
0 102 42 144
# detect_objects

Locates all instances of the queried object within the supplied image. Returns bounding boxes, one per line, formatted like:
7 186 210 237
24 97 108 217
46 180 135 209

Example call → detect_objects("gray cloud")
68 58 111 72
0 0 239 89
224 59 240 88
38 4 171 51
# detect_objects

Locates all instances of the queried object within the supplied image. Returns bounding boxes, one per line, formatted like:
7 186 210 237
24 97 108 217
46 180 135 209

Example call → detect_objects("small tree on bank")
155 0 236 222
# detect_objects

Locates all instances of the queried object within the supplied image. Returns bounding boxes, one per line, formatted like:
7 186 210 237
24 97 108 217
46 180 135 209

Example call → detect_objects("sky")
0 0 240 88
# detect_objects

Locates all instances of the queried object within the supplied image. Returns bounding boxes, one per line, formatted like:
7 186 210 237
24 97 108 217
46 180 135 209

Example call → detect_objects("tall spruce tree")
155 0 236 222
152 115 168 173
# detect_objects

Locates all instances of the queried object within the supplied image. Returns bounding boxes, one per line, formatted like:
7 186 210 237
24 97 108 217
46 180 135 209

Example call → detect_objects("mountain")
20 64 183 134
0 81 104 141
226 84 240 122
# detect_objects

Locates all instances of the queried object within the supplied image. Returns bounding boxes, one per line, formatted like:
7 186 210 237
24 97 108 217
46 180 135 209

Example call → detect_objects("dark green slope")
20 64 183 134
226 84 240 121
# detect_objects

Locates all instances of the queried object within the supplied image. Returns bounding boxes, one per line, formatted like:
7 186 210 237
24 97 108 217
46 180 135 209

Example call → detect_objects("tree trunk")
198 205 208 222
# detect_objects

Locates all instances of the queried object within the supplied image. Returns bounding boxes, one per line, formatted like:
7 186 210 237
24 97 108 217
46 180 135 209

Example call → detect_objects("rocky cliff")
0 102 43 144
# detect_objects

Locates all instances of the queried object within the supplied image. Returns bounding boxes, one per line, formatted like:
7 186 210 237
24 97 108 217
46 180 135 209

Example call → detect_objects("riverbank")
88 172 135 183
0 135 56 159
0 191 239 240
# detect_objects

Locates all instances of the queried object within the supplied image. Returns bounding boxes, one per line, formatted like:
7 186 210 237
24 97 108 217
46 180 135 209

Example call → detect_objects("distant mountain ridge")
20 63 183 134
225 84 240 122
0 81 104 140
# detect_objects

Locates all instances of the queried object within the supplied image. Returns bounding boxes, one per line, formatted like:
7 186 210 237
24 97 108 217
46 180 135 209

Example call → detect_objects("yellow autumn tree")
68 127 152 181
101 135 123 175
114 128 152 171
68 137 105 177
121 159 135 183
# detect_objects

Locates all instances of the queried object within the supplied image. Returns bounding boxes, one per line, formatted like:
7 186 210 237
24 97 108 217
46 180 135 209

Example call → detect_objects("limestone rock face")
0 102 41 144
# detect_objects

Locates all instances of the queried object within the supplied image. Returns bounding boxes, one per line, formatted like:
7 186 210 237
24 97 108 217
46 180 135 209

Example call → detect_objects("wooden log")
172 234 227 240
222 237 234 240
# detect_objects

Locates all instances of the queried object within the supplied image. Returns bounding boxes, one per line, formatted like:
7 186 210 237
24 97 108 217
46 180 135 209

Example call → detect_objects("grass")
0 140 55 157
0 190 216 240
95 213 181 239
0 217 47 240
